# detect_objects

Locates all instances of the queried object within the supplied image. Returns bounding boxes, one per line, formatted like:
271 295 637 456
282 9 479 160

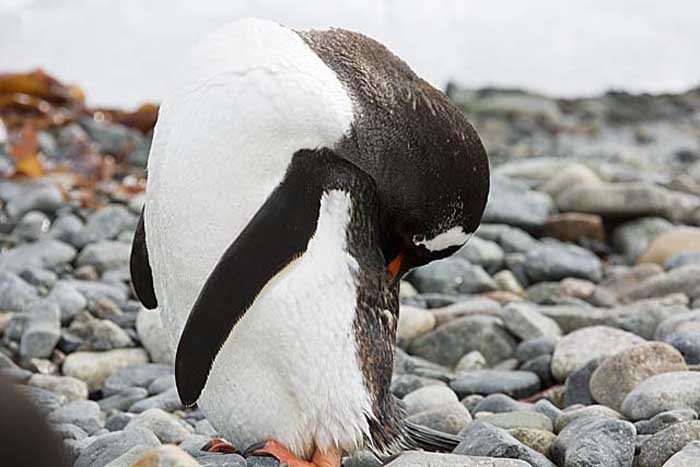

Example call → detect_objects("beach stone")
129 387 184 413
613 217 673 262
62 348 149 391
500 302 562 340
563 359 599 407
492 270 524 294
0 272 38 312
663 441 700 466
4 181 63 218
623 265 700 302
556 182 673 219
515 336 558 363
551 326 645 381
507 428 555 456
54 423 89 441
533 399 562 422
72 205 136 248
105 413 135 432
390 374 445 399
655 310 700 341
47 281 87 323
103 445 153 467
410 258 497 295
76 241 131 272
455 421 557 467
98 387 149 411
402 385 459 416
476 411 553 431
667 252 700 270
638 227 700 265
49 212 84 243
0 239 77 273
69 313 133 351
14 210 50 241
520 355 554 388
409 315 516 367
19 301 61 359
68 280 129 304
635 409 698 435
19 266 57 289
590 342 688 411
131 444 202 467
554 405 626 432
29 374 88 401
664 332 700 364
49 400 104 435
637 421 700 467
457 236 505 273
385 452 532 467
126 408 192 444
551 416 635 467
543 212 605 243
147 374 175 395
622 372 700 420
483 175 553 230
523 239 603 283
538 163 602 197
17 385 66 415
406 401 472 434
397 305 436 348
472 394 532 415
428 297 501 325
455 351 487 372
613 301 689 340
103 364 173 396
136 309 175 365
74 427 161 467
450 370 540 399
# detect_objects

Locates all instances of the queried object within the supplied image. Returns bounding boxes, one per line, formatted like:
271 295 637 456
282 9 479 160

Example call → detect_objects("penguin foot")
245 440 341 467
202 437 237 454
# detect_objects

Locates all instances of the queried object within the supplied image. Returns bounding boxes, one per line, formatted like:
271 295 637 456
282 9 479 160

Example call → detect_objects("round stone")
621 371 700 420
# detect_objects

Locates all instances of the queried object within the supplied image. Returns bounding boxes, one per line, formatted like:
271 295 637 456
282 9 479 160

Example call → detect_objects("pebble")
19 301 61 359
98 387 149 412
589 342 687 411
637 421 700 467
450 370 540 399
515 336 558 363
103 445 152 467
543 212 605 244
0 272 38 312
68 279 129 305
74 427 161 467
550 416 636 467
130 444 203 467
76 240 132 273
126 408 192 444
455 350 487 372
105 413 135 432
4 181 64 219
406 401 472 434
0 239 77 273
20 267 57 289
482 175 553 230
49 212 84 244
410 257 497 295
69 312 133 351
48 400 104 435
507 428 555 456
666 251 700 269
402 385 458 416
385 452 532 467
493 270 524 294
62 348 149 391
29 373 88 401
637 226 700 265
457 236 505 273
476 411 553 431
455 421 557 467
520 355 554 388
621 371 700 420
563 359 599 406
523 238 603 283
14 210 51 241
396 305 436 348
500 302 562 340
635 409 698 435
102 364 174 396
623 264 700 303
135 309 175 365
71 205 136 248
147 374 175 395
663 441 700 467
55 423 89 441
655 310 700 341
17 385 66 415
129 387 184 413
613 217 673 262
550 325 646 381
390 374 446 399
473 394 532 415
663 331 700 364
554 405 626 433
409 315 516 367
556 182 673 220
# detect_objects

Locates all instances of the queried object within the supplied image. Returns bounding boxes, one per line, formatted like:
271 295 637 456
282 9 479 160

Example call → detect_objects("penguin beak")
387 252 403 281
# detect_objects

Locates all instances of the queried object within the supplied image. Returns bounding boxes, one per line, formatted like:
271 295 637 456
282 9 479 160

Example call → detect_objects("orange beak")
387 253 403 280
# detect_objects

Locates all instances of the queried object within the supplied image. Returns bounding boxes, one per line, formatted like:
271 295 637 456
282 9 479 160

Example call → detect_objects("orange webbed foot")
202 437 237 454
245 439 341 467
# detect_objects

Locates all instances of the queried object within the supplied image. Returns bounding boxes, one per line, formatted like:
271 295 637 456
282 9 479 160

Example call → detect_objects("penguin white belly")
200 194 373 456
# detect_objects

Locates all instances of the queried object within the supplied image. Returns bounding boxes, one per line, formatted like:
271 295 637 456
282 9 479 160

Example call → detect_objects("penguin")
130 18 489 467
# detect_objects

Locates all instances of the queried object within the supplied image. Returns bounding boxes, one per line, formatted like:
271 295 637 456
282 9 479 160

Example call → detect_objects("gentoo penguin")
130 18 489 467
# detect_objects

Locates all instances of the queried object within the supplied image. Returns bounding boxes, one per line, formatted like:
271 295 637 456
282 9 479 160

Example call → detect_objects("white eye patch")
412 226 472 252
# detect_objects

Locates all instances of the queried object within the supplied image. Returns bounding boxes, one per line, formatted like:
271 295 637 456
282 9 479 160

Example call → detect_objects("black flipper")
404 421 462 452
130 207 158 309
175 149 377 406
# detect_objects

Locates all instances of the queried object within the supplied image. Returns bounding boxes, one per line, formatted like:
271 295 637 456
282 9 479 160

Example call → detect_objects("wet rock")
637 421 700 467
622 372 700 420
551 326 645 381
589 342 688 411
450 370 540 399
62 348 149 391
409 315 516 367
455 421 557 467
523 239 603 283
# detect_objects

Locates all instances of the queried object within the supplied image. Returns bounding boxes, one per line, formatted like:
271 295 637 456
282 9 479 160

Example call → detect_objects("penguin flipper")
130 207 158 309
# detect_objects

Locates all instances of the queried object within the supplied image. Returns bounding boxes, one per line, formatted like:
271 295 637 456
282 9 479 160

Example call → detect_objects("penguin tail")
404 421 462 452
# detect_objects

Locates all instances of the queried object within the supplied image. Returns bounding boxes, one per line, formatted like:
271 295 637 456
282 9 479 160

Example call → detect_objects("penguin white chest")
195 191 373 457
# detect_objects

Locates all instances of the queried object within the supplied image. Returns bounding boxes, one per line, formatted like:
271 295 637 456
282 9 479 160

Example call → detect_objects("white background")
2 0 699 106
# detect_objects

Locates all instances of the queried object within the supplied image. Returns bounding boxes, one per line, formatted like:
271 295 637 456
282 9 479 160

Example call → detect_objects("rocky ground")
1 71 700 467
